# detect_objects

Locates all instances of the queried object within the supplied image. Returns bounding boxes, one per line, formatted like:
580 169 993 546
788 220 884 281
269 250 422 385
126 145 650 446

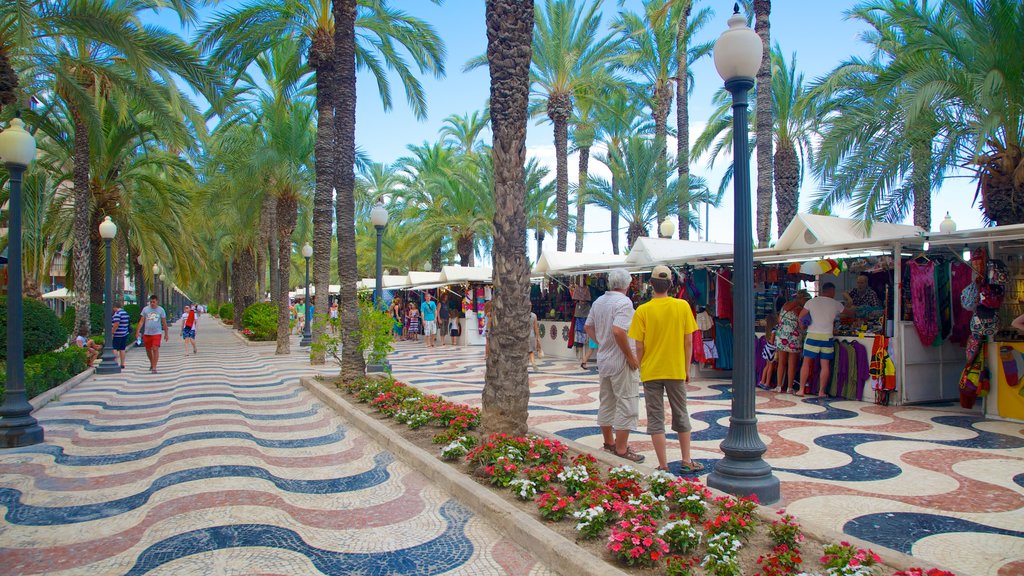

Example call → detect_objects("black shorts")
112 335 129 351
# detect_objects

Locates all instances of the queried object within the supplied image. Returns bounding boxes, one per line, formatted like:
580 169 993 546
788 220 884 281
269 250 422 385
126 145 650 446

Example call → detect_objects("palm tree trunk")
89 213 103 306
653 83 672 229
132 253 146 308
482 0 534 437
457 235 474 267
626 221 646 251
910 138 932 230
754 0 773 247
235 247 257 329
257 193 270 302
71 112 91 330
310 36 336 366
549 94 571 252
276 195 298 355
230 257 240 323
334 0 364 380
575 146 589 252
610 175 620 254
774 142 799 234
430 240 442 271
267 196 280 303
676 1 692 240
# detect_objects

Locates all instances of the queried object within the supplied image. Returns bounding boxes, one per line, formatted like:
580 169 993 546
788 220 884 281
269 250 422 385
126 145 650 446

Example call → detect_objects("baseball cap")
652 265 672 280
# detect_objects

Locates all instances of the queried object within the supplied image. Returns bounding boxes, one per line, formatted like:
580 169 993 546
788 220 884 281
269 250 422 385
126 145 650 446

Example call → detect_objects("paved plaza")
389 341 1024 576
0 323 552 576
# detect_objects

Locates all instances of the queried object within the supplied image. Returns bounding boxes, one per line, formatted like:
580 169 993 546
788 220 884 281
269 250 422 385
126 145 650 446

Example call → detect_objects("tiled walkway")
0 322 552 576
390 341 1024 576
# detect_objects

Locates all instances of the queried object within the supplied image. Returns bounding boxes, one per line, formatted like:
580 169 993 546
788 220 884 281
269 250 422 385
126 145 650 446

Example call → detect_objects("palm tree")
439 110 490 156
593 86 651 253
467 0 617 252
614 0 712 230
569 88 598 252
811 1 942 229
525 159 556 261
481 0 534 436
694 47 817 238
591 136 677 248
398 141 458 269
753 0 772 246
201 0 445 368
20 0 215 330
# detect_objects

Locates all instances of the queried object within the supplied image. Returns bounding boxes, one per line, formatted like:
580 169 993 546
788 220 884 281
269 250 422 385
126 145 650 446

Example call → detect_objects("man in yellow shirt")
628 265 703 474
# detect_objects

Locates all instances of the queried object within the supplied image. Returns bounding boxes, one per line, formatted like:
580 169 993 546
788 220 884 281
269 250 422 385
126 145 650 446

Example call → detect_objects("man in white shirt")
584 268 643 463
797 282 849 397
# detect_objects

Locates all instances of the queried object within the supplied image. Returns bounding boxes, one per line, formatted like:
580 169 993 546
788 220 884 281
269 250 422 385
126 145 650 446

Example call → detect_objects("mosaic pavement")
0 323 553 576
389 341 1024 576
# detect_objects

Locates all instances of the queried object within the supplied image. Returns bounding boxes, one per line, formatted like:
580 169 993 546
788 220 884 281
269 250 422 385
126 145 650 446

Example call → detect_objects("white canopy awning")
407 271 444 287
42 287 70 300
440 265 492 283
625 237 734 267
775 214 925 252
531 250 629 275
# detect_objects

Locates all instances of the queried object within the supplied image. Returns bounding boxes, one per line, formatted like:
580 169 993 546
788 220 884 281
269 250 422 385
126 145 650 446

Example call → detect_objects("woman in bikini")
774 290 811 393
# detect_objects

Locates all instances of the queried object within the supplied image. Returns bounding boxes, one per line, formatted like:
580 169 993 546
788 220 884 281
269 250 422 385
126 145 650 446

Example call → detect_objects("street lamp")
300 243 313 347
0 116 44 447
96 216 120 375
370 202 390 311
705 4 780 504
659 218 676 239
159 273 168 321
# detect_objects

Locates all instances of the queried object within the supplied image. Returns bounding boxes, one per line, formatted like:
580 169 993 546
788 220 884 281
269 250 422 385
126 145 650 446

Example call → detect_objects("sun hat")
652 265 672 280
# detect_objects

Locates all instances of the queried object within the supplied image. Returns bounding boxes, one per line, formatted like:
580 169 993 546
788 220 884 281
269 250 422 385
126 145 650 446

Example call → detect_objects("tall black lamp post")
96 216 120 375
300 243 313 347
159 273 168 322
370 202 389 310
0 116 44 447
706 4 780 504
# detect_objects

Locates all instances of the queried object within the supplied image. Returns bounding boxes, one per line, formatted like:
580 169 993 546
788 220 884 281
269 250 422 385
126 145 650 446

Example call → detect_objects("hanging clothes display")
950 261 974 345
714 318 734 370
870 335 896 405
908 260 939 346
693 269 709 307
716 270 733 321
934 262 953 345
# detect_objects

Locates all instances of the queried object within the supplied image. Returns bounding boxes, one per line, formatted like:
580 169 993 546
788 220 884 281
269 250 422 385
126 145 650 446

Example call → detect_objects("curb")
300 377 628 576
229 326 278 348
30 367 94 410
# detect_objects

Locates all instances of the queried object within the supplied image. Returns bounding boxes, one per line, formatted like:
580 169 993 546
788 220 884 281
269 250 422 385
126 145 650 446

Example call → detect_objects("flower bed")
335 376 952 576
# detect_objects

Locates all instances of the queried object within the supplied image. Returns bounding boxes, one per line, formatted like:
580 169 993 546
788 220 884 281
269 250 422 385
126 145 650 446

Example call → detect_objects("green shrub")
241 302 277 341
123 304 141 325
219 303 234 321
0 297 68 360
59 303 105 336
207 302 219 316
0 346 88 404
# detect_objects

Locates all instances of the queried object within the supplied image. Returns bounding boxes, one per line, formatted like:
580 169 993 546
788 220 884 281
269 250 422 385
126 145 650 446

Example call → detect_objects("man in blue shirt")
111 301 131 369
421 292 438 347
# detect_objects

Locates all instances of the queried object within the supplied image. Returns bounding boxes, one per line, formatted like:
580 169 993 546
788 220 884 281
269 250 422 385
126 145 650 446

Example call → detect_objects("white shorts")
423 321 437 336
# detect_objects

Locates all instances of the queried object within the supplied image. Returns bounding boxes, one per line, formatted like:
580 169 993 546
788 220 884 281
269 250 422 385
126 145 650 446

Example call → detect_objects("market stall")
439 265 493 347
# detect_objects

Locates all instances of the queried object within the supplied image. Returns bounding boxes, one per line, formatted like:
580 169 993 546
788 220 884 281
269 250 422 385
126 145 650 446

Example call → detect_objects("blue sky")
155 0 984 255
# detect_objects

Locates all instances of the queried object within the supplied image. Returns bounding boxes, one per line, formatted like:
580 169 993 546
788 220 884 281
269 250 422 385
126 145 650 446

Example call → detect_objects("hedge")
0 297 68 360
219 303 234 321
123 304 141 326
241 302 277 341
60 303 105 336
0 347 88 404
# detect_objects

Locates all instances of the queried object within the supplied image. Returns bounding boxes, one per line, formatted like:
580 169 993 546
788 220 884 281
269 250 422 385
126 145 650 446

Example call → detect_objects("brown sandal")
613 446 646 463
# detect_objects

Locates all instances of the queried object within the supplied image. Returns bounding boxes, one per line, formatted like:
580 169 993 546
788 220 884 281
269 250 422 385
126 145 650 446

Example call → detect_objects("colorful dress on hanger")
908 260 939 347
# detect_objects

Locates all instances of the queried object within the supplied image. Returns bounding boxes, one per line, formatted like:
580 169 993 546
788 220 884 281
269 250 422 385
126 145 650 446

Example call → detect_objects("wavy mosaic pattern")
0 326 552 576
389 341 1024 576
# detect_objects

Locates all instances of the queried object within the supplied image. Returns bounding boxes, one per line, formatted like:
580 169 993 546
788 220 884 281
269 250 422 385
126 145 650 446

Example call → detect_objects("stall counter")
537 320 578 361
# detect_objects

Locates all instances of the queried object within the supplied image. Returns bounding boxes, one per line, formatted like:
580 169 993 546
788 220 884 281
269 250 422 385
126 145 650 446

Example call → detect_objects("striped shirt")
112 309 131 338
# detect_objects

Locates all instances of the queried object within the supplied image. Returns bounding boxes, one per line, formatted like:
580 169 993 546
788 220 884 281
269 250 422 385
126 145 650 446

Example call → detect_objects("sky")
154 0 985 259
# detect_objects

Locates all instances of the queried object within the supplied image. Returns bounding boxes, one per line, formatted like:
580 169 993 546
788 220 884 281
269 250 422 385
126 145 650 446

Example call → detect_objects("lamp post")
96 217 120 375
706 4 780 504
300 243 313 347
152 264 160 303
159 273 168 323
136 256 146 306
659 218 676 240
0 116 44 447
370 203 390 310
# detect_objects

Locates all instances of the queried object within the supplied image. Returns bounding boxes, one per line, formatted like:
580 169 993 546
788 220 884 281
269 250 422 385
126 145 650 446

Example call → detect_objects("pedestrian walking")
329 301 339 334
528 310 542 370
294 299 306 335
797 282 851 397
584 268 643 463
111 301 131 369
438 293 450 347
135 294 169 374
181 304 198 355
628 265 703 473
774 289 811 393
407 302 421 342
421 292 438 347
